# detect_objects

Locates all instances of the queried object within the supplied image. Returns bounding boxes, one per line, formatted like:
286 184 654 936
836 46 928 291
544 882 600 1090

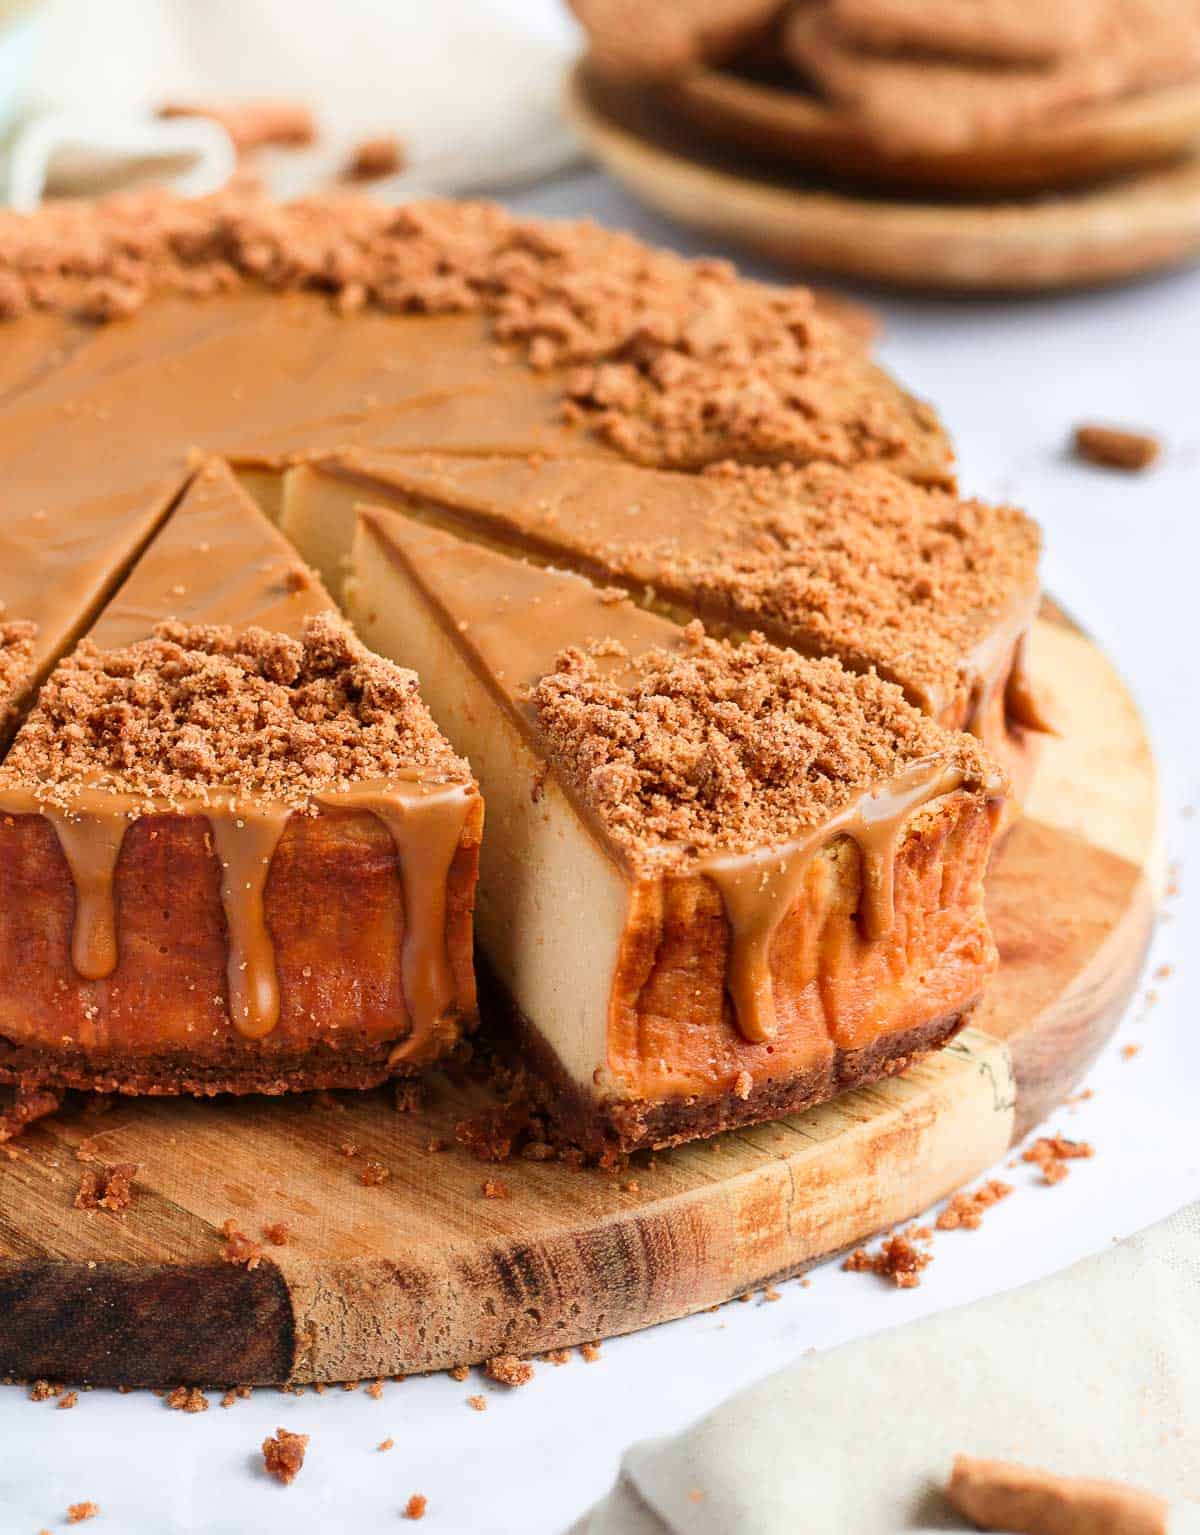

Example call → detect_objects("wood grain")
566 61 1200 291
0 614 1159 1385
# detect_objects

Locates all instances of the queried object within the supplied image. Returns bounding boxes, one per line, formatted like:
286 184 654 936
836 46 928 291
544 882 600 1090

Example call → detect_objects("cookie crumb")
485 1354 533 1388
366 1380 384 1400
580 1342 602 1363
467 1394 487 1411
481 1178 511 1200
67 1503 99 1524
74 1162 138 1213
378 1437 394 1451
0 1085 61 1144
221 1386 252 1408
342 133 406 182
262 1221 290 1246
359 1160 390 1186
1022 1135 1094 1185
262 1426 309 1486
843 1233 931 1288
57 1390 79 1410
157 98 316 154
935 1179 1013 1231
448 1364 469 1382
165 1385 208 1413
404 1493 428 1520
1121 1042 1142 1061
545 1349 570 1365
221 1219 262 1270
1073 423 1160 472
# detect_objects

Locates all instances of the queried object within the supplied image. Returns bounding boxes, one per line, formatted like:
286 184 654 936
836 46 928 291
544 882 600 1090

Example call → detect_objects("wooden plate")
664 66 1200 196
566 61 1200 290
0 610 1160 1388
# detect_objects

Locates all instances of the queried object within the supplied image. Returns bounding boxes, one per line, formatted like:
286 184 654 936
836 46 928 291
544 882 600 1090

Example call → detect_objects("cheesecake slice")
347 510 1004 1153
288 450 1047 803
0 461 482 1098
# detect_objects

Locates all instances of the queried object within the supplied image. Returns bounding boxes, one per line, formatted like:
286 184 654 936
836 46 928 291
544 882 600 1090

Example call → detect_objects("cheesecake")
0 462 482 1097
284 451 1047 805
0 188 1034 1135
347 510 1004 1153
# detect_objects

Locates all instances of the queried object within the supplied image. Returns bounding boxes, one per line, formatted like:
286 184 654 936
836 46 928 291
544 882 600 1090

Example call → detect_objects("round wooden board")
663 68 1200 196
0 610 1160 1388
565 61 1200 290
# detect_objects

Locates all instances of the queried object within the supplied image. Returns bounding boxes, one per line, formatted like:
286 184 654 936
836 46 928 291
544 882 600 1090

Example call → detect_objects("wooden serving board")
0 611 1160 1388
566 62 1200 291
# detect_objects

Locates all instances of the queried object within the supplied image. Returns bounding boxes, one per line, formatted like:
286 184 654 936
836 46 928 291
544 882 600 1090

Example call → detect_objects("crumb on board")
393 1081 426 1115
262 1221 290 1246
359 1160 390 1186
165 1385 208 1413
843 1233 932 1288
262 1427 309 1486
485 1355 533 1388
1073 423 1161 472
481 1178 511 1200
221 1219 263 1269
404 1493 428 1520
74 1163 138 1213
0 1085 62 1144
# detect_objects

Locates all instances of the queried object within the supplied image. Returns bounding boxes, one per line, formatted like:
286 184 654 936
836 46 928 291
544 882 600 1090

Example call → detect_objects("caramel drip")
0 774 474 1048
699 758 986 1045
1005 631 1056 734
206 806 291 1041
42 808 129 980
319 778 477 1068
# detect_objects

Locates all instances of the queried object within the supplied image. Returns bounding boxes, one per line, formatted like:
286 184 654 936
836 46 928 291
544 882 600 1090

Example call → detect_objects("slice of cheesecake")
288 450 1048 803
0 461 482 1097
347 509 1004 1153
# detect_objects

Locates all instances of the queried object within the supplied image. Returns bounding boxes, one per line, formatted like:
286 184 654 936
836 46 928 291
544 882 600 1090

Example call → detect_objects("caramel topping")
42 804 126 981
700 757 975 1042
208 805 291 1039
0 189 950 481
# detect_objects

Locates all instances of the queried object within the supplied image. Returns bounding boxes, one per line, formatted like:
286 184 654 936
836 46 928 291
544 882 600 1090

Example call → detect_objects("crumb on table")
485 1354 533 1387
67 1504 99 1525
405 1492 428 1520
1073 423 1161 472
946 1453 1168 1534
262 1426 309 1485
342 133 407 182
75 1162 138 1213
843 1233 931 1288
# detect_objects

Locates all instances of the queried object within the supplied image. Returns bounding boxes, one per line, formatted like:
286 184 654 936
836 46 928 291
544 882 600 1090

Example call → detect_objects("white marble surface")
2 21 1200 1534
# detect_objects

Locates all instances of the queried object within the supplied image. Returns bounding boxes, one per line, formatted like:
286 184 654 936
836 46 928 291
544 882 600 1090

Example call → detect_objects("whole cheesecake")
0 188 1043 1143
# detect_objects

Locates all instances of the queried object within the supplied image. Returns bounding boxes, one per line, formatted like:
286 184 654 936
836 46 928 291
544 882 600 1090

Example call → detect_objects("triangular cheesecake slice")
347 509 1004 1153
287 451 1048 805
0 461 482 1097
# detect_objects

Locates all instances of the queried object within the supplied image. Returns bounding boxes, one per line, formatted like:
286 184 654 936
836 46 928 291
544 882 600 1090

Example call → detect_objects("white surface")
2 24 1200 1535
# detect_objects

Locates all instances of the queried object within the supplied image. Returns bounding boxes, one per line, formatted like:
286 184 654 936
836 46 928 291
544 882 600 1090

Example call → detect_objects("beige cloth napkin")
2 0 579 206
571 1204 1200 1533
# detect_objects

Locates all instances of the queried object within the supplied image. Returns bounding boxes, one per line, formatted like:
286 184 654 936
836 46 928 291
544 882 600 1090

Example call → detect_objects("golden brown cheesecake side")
348 511 1004 1153
292 450 1048 810
0 469 482 1098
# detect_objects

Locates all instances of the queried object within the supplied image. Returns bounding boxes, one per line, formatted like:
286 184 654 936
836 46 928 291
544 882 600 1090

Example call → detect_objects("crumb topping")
676 461 1039 711
74 1163 138 1213
0 618 37 721
0 612 469 812
528 626 994 873
0 190 946 476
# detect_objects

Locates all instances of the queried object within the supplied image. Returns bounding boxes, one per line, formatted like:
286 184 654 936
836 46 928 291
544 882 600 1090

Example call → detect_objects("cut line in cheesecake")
287 450 1049 809
347 509 1005 1152
0 462 482 1098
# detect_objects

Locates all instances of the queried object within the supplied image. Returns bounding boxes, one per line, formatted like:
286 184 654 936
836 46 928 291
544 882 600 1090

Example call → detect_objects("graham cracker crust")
476 956 977 1155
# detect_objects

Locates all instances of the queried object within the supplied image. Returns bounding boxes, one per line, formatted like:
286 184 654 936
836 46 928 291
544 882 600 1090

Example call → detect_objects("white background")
2 5 1199 1532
